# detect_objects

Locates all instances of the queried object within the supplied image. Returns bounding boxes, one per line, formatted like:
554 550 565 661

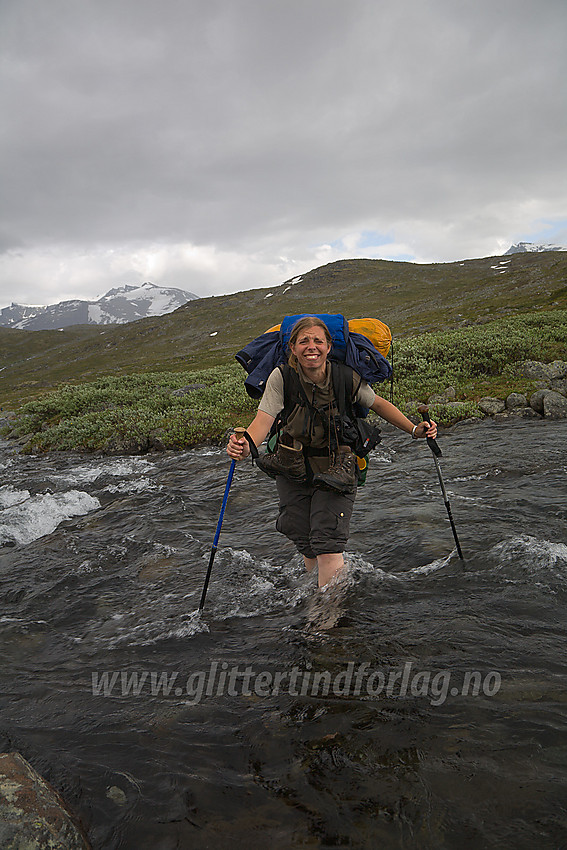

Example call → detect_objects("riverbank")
2 310 566 454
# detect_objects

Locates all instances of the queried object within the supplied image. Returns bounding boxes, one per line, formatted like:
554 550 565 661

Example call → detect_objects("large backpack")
235 314 392 485
235 313 393 400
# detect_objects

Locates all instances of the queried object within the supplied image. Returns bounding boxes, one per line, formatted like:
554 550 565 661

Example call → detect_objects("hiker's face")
291 326 332 372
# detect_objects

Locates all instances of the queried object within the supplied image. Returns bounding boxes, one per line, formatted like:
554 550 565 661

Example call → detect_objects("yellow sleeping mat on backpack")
265 316 392 357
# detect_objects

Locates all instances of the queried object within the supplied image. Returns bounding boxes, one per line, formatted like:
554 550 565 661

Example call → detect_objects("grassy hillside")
1 251 566 411
3 307 566 455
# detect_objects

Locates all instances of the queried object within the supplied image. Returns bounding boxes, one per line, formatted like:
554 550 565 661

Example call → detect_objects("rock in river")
0 752 90 849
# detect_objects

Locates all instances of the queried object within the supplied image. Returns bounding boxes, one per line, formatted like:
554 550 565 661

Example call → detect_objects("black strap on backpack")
330 361 358 424
279 362 355 416
274 362 379 456
329 362 381 456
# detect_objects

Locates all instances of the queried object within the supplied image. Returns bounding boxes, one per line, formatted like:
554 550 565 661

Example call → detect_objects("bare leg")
303 556 318 573
316 553 345 588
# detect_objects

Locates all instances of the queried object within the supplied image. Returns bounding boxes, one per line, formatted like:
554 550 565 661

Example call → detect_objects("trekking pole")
199 428 246 611
417 405 464 560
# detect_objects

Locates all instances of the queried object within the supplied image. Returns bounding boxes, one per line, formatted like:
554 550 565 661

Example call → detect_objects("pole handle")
417 404 442 457
233 426 258 459
231 427 248 461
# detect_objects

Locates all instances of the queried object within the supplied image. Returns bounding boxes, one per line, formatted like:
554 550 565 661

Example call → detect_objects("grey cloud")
1 0 566 302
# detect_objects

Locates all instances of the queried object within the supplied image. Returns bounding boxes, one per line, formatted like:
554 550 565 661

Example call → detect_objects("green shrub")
14 365 258 453
8 309 567 452
388 310 567 403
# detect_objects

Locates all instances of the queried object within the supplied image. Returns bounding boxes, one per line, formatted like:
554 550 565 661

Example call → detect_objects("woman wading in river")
227 316 437 588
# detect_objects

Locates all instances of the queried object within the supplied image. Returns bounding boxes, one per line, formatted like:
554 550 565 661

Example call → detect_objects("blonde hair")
287 316 332 370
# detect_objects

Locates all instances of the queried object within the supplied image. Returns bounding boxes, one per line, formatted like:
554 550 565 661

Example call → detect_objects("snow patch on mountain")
0 282 198 330
505 242 567 255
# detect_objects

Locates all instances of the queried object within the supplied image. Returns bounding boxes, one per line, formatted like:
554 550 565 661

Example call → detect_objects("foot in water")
305 565 352 631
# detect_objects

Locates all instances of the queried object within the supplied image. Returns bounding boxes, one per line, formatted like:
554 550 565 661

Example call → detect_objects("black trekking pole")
417 405 464 560
199 428 246 611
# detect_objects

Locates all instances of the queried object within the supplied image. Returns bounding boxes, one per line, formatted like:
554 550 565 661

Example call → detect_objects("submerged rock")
106 785 127 806
0 751 90 848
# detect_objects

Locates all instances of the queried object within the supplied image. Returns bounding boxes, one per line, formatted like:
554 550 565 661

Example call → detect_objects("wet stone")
106 786 127 806
493 408 541 424
103 434 150 455
148 429 167 452
518 406 543 420
0 752 90 849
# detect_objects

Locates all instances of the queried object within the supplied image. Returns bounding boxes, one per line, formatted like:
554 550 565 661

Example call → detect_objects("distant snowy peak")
0 282 198 330
0 304 46 326
96 282 199 320
505 242 567 255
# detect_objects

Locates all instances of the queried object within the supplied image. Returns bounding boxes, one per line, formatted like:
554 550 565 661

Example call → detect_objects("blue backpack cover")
235 313 392 399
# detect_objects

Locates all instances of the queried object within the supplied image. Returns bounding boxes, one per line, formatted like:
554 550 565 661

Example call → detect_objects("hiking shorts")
275 477 357 559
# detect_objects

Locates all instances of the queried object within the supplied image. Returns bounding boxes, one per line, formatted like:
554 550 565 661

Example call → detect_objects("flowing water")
1 418 566 849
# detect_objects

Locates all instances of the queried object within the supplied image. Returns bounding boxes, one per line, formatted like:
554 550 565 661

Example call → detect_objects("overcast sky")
1 0 566 309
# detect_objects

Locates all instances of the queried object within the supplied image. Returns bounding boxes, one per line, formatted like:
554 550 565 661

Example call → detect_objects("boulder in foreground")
0 752 90 849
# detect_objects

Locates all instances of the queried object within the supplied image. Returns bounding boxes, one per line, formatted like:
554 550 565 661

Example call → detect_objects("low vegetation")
4 309 566 454
392 308 566 401
1 251 566 410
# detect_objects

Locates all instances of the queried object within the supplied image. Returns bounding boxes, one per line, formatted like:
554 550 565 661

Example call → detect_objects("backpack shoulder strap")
282 361 362 423
278 363 300 415
267 364 306 450
330 361 359 417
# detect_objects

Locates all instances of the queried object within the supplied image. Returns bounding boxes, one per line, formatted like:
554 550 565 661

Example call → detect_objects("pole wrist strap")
243 430 259 460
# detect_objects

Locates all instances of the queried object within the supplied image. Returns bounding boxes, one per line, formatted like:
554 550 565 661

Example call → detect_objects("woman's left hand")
414 419 437 439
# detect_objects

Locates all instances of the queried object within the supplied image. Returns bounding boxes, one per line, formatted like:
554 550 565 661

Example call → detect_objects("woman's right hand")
227 431 249 460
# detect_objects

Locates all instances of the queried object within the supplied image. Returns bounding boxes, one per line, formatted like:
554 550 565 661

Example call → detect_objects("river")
1 418 566 849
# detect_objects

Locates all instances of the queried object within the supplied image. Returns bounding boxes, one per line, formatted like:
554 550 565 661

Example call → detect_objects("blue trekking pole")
199 428 246 611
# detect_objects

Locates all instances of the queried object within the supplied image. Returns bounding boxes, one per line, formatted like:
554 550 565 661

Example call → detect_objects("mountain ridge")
0 282 198 330
505 241 567 255
1 251 566 409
